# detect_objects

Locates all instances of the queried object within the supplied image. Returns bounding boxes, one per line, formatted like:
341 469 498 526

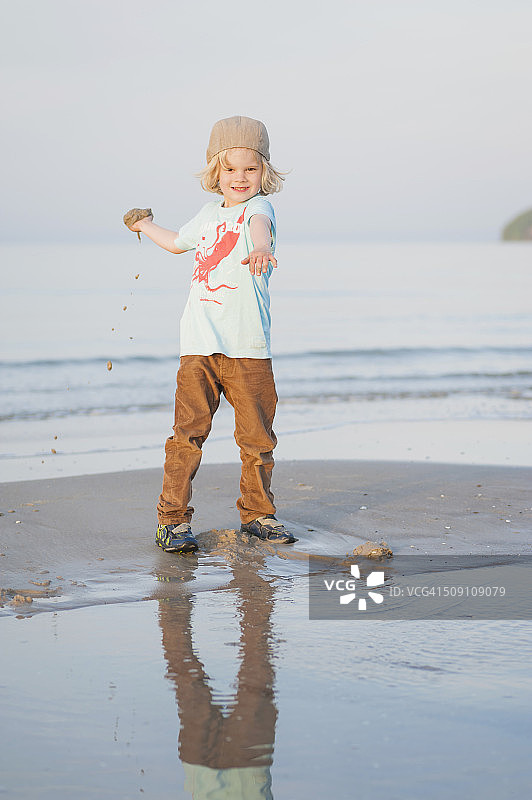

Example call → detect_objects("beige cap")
206 116 270 163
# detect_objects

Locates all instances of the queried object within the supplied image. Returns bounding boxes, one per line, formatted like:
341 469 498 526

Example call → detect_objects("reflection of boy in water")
157 563 277 799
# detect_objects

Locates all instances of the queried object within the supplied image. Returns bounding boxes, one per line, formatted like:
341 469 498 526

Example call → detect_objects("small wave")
2 344 532 370
0 401 172 423
0 354 177 370
275 345 532 360
280 370 532 384
2 384 531 423
276 387 532 405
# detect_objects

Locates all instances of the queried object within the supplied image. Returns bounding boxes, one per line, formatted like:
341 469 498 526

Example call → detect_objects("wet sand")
1 460 532 798
1 459 531 609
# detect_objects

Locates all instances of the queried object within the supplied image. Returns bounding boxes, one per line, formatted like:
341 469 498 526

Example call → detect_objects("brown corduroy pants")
156 354 278 526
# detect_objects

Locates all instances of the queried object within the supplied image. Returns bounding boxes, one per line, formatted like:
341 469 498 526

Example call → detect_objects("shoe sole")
240 527 298 544
156 540 199 554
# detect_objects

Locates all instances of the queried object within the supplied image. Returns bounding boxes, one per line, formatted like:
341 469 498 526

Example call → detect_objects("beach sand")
1 460 531 798
1 459 531 610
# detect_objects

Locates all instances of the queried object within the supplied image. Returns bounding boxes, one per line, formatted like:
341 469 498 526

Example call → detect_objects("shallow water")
1 570 531 799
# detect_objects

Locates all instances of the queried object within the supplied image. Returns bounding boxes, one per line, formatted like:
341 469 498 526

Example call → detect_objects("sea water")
1 242 532 480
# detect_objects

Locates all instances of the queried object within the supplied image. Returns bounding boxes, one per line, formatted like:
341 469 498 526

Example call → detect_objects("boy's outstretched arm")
127 214 187 254
241 214 277 276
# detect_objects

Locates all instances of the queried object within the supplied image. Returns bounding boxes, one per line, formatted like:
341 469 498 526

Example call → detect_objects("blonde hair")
198 149 285 195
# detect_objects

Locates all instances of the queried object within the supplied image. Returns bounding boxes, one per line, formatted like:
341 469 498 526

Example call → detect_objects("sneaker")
156 523 199 553
240 515 298 544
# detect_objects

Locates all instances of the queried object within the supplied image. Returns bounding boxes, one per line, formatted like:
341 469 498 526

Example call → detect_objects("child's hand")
124 208 153 233
128 214 153 232
241 249 278 276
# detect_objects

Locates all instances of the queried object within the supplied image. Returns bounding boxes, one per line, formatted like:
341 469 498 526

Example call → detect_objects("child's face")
218 148 262 207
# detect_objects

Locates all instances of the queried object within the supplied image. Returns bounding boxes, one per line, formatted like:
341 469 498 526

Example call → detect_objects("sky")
1 0 531 242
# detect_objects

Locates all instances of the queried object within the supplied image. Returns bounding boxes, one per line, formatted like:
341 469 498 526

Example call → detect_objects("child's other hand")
241 250 277 276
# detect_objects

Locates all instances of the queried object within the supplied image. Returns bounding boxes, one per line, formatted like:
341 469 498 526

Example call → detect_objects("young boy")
125 116 297 553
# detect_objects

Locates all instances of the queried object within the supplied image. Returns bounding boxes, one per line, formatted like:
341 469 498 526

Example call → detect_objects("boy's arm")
128 214 187 254
241 214 277 275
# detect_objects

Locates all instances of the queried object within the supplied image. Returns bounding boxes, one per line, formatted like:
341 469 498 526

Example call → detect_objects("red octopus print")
192 209 245 304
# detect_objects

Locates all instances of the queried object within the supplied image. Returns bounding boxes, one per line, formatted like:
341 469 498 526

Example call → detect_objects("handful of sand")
123 208 153 241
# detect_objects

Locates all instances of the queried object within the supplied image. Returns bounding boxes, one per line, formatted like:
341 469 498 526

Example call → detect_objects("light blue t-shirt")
175 194 276 358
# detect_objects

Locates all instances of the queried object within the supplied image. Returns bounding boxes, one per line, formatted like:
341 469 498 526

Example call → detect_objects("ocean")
1 241 532 481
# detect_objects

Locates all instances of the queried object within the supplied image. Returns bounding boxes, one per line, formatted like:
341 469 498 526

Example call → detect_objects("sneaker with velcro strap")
156 522 199 553
240 515 298 544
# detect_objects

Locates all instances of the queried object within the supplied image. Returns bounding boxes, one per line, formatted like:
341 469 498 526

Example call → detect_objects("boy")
125 116 296 553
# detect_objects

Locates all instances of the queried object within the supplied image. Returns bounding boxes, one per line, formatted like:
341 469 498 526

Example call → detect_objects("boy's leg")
221 357 278 524
157 355 221 525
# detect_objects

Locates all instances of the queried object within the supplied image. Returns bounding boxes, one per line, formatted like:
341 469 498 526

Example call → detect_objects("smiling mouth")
231 186 249 191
